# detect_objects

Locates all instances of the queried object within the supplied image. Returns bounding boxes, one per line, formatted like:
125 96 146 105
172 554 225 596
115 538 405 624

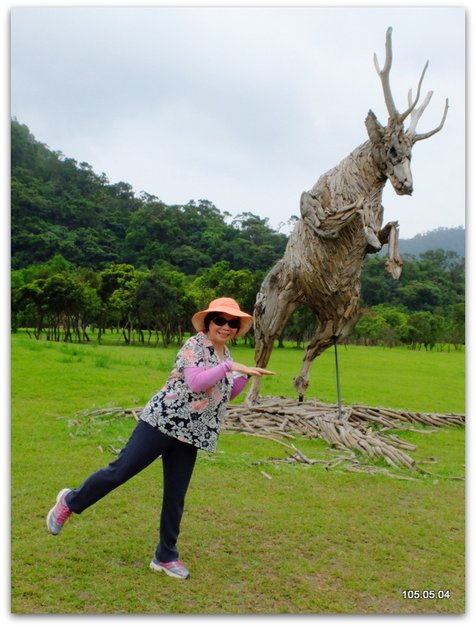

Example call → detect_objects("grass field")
10 332 465 614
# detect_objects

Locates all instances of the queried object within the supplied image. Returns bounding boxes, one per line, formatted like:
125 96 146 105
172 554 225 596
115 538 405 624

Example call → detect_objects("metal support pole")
334 338 343 421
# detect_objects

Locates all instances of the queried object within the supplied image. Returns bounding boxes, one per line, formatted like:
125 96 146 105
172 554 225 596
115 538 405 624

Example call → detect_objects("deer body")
247 28 448 404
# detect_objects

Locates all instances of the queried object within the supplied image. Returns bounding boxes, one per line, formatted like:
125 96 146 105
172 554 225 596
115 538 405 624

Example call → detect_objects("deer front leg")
384 222 403 279
377 221 403 279
301 191 364 239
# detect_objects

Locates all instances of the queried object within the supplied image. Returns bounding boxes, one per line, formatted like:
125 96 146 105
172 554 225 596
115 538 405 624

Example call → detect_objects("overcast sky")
10 4 466 239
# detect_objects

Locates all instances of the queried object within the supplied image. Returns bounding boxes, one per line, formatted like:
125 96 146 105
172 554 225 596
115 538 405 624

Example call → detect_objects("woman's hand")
231 362 276 377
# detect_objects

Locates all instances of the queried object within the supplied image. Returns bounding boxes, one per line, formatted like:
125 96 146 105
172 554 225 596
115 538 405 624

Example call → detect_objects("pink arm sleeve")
184 360 233 392
184 361 249 397
230 375 249 400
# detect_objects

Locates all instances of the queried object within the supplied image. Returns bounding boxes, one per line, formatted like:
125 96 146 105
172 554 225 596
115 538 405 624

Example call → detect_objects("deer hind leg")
293 320 336 401
294 308 361 401
246 261 299 405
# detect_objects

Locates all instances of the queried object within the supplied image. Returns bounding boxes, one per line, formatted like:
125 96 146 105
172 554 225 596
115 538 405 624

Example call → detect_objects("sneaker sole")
46 488 71 535
149 559 189 579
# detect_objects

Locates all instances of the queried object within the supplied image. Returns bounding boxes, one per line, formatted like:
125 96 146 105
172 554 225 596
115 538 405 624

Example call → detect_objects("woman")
46 297 274 579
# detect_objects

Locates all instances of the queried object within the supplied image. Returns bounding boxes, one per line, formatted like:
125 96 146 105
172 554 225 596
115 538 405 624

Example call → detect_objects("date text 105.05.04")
402 590 451 600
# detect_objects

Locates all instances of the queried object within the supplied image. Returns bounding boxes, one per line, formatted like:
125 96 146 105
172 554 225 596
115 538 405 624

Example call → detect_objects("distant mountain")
396 227 465 258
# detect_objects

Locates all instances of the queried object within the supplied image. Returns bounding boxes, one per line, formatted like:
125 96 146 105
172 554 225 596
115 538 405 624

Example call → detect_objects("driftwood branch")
223 397 464 474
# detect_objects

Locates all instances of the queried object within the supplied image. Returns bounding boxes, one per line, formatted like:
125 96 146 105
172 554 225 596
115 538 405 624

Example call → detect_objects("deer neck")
308 140 386 215
340 141 387 202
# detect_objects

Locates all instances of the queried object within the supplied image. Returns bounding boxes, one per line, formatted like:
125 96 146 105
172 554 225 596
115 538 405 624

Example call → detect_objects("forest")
11 119 465 349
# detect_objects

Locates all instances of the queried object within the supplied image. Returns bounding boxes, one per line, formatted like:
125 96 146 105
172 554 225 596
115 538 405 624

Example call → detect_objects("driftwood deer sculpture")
247 27 448 404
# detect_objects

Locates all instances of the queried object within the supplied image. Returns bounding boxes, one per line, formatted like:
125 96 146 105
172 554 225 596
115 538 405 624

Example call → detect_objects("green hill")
11 119 287 272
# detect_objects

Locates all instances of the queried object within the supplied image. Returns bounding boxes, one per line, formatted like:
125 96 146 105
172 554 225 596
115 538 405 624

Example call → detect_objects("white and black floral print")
140 333 234 452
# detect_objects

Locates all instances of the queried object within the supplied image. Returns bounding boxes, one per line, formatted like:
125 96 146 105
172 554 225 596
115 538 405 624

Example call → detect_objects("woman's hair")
203 311 240 333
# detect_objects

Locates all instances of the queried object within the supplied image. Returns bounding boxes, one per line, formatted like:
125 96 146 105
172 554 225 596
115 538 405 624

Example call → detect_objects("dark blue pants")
65 420 198 562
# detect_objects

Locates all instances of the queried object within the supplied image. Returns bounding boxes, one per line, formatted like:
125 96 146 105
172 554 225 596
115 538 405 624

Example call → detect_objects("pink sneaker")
149 557 190 579
46 488 73 535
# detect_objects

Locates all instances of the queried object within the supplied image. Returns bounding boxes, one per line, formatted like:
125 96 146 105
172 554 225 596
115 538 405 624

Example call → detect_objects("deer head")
365 27 449 196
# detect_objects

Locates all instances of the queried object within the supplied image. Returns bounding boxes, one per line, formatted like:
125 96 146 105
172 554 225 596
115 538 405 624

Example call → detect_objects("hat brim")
192 306 253 338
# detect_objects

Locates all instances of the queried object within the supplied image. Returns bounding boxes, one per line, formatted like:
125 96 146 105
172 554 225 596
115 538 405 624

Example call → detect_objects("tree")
398 281 443 312
135 267 191 346
447 303 465 348
97 264 140 343
41 273 88 341
360 257 394 306
284 305 317 348
352 304 409 347
406 311 444 350
15 278 48 339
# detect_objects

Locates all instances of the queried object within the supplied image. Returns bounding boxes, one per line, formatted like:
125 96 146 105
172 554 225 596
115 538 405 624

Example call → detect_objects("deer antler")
373 27 399 119
399 60 429 123
409 97 450 143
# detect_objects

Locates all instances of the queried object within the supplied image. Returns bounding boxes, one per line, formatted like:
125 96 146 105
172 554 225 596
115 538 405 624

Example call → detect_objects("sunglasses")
211 316 240 330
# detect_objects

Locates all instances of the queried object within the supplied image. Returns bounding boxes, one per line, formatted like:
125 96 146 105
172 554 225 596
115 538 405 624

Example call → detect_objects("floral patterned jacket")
140 332 238 452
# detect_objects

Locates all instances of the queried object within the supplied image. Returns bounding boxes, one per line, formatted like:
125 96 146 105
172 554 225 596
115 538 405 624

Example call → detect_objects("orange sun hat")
191 297 253 338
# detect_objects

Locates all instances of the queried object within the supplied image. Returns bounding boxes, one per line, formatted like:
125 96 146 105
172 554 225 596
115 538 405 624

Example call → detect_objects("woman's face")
207 313 240 346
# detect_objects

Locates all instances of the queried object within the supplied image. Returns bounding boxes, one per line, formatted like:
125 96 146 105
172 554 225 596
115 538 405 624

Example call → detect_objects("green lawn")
10 333 465 614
